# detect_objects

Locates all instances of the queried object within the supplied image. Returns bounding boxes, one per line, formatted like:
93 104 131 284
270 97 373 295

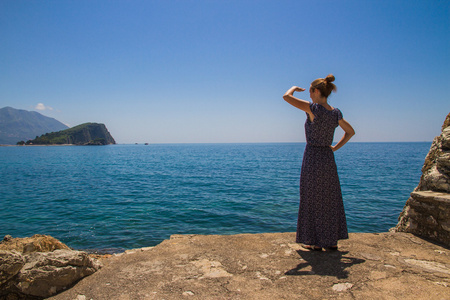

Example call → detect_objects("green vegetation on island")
20 123 116 145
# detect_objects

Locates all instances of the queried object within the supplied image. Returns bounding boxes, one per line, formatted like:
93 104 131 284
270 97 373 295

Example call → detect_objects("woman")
283 74 355 251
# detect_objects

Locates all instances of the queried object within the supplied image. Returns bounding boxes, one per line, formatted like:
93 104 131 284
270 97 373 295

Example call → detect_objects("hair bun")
324 74 335 83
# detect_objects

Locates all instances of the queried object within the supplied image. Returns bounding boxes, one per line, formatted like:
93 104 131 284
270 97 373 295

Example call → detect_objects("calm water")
0 143 430 252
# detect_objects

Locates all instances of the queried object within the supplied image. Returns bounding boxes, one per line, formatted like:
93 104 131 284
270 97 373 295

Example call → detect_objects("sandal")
302 244 322 251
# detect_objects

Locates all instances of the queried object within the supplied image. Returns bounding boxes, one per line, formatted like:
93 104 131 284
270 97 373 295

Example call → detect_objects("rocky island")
22 123 116 146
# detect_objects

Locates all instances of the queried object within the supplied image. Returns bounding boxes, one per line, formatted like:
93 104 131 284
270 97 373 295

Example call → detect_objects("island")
20 123 116 146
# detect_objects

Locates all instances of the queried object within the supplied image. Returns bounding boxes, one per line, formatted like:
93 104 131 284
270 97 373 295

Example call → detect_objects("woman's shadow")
285 249 365 279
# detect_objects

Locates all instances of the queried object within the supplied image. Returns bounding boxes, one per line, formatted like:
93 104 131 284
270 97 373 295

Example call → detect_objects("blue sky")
1 0 449 143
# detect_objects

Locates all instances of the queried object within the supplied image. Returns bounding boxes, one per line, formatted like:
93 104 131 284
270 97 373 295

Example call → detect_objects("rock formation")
0 234 101 300
393 112 450 246
25 122 116 145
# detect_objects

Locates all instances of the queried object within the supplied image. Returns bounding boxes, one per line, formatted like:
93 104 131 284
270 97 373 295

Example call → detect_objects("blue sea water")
0 142 430 252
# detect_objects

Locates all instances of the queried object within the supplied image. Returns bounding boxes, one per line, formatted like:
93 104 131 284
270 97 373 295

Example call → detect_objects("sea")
0 142 431 253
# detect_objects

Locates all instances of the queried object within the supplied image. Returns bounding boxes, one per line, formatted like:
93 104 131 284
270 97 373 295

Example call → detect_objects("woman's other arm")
331 119 355 152
283 86 312 114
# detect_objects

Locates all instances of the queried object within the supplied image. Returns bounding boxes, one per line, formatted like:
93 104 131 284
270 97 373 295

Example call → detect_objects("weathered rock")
395 191 450 243
416 113 450 193
3 235 13 242
394 112 450 247
15 250 101 298
0 234 70 254
0 251 24 286
0 236 101 300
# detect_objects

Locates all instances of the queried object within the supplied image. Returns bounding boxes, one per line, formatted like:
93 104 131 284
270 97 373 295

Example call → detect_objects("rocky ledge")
2 232 449 299
44 232 448 300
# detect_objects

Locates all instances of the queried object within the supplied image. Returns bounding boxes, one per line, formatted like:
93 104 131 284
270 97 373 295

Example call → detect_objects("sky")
1 0 449 144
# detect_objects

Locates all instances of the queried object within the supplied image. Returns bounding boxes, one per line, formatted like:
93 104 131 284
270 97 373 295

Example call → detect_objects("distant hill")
0 106 69 145
25 123 116 145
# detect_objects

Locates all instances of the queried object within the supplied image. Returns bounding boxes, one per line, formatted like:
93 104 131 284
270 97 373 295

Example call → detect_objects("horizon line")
115 141 433 145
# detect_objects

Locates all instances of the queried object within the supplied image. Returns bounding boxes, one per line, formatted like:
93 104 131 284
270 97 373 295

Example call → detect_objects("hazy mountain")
0 106 69 145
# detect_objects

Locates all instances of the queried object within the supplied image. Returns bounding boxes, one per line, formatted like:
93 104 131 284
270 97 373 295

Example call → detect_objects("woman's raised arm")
283 86 312 113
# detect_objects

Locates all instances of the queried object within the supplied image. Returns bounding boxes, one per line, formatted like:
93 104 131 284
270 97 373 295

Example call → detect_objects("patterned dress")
296 103 348 247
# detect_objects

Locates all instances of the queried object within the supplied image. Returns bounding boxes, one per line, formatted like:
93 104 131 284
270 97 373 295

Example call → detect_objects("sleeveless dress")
296 103 348 247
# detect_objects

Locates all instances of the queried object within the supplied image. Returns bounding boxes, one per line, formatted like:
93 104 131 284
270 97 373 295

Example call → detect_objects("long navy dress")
296 103 348 248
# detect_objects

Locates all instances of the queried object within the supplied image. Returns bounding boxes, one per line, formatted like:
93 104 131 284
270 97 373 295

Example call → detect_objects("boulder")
0 235 101 300
15 250 101 298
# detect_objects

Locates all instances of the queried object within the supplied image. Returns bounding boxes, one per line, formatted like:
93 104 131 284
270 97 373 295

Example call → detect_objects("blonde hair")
310 74 337 98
